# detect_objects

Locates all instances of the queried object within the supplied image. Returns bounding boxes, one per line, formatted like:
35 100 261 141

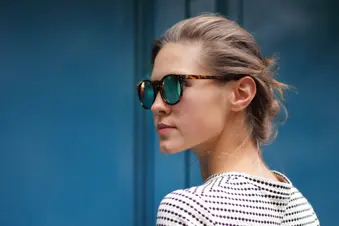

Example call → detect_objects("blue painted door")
0 1 136 226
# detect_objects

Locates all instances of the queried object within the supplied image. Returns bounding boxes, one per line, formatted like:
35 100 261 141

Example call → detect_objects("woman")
136 14 320 226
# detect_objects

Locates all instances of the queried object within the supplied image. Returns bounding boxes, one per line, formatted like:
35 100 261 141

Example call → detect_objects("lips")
157 123 176 130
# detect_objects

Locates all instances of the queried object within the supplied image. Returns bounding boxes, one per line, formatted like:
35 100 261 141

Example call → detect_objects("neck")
191 114 276 182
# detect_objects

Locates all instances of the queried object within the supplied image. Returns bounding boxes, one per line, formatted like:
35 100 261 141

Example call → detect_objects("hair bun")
269 99 280 118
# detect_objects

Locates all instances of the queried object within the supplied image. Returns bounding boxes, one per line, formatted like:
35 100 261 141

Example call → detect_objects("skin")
150 42 279 182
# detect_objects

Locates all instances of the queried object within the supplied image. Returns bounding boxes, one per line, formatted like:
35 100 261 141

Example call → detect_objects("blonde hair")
151 13 289 146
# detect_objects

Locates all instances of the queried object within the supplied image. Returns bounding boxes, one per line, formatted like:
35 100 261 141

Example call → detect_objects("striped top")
156 171 319 226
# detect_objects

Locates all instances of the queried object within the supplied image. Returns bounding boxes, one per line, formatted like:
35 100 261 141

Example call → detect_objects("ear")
230 76 256 112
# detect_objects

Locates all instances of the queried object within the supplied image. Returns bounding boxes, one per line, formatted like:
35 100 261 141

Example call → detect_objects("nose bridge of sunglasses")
152 80 162 92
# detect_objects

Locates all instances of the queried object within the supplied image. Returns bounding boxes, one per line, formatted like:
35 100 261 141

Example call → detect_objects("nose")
151 92 171 115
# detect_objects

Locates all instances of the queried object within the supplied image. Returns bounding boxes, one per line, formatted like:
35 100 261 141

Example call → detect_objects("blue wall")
0 1 136 226
242 2 339 225
0 0 337 225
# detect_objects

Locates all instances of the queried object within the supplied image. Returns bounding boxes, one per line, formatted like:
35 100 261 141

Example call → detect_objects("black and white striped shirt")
156 171 319 225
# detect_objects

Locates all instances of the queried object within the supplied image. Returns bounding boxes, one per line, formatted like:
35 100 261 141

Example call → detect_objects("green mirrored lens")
139 81 154 109
163 75 182 104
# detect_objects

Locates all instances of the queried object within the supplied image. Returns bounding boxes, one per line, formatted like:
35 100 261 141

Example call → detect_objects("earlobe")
230 76 256 112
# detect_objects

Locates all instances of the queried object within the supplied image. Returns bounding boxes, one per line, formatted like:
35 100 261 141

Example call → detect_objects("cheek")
174 88 227 146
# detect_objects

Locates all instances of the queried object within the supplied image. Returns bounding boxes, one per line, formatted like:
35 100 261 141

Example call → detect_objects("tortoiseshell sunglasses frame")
136 74 245 109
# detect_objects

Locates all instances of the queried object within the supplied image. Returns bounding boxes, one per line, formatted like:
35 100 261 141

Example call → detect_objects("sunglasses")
136 74 244 109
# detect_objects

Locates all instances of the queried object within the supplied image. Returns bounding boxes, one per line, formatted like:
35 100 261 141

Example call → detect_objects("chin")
159 140 186 154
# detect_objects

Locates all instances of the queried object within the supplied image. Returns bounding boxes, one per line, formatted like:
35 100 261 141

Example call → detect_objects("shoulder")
156 189 215 226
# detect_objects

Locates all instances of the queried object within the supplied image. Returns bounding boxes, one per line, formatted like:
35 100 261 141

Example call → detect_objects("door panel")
0 1 135 226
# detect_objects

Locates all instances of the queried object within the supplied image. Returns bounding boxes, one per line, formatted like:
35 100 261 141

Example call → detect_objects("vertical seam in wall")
216 0 228 17
133 0 146 225
134 0 156 225
238 0 244 27
184 0 191 189
146 0 155 224
133 0 138 224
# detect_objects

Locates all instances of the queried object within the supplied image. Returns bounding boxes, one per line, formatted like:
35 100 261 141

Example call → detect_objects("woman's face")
150 42 232 154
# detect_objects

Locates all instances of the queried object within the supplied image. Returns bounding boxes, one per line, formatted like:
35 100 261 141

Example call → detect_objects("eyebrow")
150 71 191 81
149 73 164 81
150 73 175 81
